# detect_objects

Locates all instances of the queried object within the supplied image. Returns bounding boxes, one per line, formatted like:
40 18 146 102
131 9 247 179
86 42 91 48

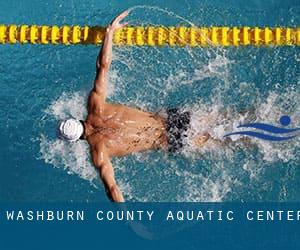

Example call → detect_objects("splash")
38 6 299 202
45 92 87 120
39 88 300 202
39 92 98 185
39 134 97 183
184 90 300 160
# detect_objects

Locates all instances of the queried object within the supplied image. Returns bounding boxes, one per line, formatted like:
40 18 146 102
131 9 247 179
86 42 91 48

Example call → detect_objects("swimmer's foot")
193 133 210 147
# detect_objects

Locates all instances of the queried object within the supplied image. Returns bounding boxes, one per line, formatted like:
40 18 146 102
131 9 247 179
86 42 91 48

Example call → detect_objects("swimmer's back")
86 102 168 157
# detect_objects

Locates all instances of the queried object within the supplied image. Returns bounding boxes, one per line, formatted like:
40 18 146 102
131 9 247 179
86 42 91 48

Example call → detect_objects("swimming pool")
0 0 299 202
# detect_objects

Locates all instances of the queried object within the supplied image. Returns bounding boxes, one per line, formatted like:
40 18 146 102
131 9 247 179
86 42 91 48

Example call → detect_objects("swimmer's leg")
190 115 216 147
192 132 211 147
192 133 254 148
189 108 258 148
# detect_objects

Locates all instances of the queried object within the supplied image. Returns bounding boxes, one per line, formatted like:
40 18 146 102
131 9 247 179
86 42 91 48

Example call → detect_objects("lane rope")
0 25 299 46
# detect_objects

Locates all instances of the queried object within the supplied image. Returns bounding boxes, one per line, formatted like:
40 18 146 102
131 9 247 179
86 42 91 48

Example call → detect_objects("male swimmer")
58 11 210 202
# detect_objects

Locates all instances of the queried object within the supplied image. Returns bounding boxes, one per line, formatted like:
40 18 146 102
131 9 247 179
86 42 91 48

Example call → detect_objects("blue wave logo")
224 116 300 141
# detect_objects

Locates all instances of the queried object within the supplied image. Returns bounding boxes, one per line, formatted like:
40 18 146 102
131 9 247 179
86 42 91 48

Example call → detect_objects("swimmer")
58 11 211 202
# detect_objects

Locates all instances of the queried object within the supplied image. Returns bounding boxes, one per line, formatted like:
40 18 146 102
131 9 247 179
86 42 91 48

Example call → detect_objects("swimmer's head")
57 118 84 142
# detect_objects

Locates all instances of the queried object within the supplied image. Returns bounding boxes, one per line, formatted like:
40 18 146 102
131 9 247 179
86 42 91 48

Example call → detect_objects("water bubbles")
38 6 299 202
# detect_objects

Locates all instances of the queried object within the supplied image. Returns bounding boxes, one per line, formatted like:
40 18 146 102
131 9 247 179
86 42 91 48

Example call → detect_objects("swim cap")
58 118 84 142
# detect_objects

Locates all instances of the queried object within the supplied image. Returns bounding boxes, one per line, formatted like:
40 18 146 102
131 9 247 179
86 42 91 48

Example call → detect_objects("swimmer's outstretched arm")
93 11 129 101
92 143 125 202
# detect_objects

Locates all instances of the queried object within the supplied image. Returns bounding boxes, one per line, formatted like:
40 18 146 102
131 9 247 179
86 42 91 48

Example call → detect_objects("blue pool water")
0 0 299 202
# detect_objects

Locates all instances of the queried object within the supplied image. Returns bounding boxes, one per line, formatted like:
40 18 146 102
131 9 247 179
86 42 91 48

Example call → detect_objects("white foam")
37 7 299 202
175 163 233 202
253 90 300 162
45 91 87 120
39 92 98 185
38 72 300 203
180 89 300 162
39 134 97 183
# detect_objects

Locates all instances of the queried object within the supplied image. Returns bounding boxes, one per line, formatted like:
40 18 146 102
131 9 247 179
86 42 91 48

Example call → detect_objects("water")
0 0 299 202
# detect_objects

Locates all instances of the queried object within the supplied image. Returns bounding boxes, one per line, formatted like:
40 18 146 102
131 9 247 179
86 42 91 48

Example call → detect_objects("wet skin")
79 11 162 203
80 11 209 202
84 95 168 157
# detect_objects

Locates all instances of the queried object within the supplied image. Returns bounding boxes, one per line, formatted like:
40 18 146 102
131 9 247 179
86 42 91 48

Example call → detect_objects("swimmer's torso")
85 92 167 156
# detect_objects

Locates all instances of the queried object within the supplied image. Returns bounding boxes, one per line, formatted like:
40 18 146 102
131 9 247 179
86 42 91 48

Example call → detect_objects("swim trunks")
166 108 191 153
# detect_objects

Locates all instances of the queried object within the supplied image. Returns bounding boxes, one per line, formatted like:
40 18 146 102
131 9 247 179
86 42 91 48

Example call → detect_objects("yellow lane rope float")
0 24 299 46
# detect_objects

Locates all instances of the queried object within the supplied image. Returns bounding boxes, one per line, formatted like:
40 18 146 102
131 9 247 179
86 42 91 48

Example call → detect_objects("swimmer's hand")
107 10 129 33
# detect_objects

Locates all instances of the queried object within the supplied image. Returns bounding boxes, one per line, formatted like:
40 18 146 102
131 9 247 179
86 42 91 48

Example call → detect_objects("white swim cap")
58 118 84 142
